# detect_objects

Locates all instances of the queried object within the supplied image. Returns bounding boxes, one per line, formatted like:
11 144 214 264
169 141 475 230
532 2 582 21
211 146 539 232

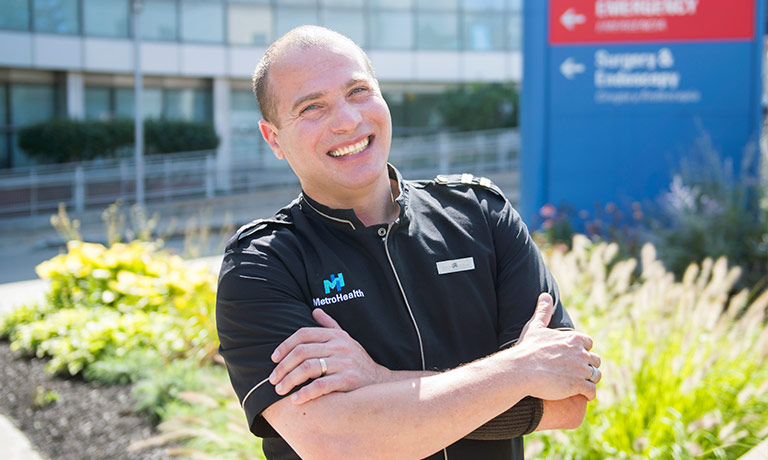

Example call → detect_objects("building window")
416 0 457 10
321 9 365 47
0 0 30 31
86 86 212 123
84 0 129 38
461 0 505 11
115 87 164 119
370 11 413 50
507 0 522 12
180 0 224 43
142 0 177 41
507 12 521 51
228 4 272 46
34 0 79 35
369 0 412 9
165 88 212 122
464 13 505 51
276 6 319 37
10 83 57 168
321 0 364 6
85 87 111 120
416 12 459 50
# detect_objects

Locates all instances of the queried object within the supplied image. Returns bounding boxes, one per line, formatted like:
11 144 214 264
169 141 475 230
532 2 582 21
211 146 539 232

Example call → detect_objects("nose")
330 100 362 133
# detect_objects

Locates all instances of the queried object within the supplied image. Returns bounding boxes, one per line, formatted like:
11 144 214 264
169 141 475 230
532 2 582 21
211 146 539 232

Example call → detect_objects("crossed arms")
262 294 601 460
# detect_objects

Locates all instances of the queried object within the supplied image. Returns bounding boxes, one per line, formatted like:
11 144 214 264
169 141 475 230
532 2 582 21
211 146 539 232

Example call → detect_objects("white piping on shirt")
303 198 356 230
241 377 270 409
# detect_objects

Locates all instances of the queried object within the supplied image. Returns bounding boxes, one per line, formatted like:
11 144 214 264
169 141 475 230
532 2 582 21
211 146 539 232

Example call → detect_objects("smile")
328 136 371 157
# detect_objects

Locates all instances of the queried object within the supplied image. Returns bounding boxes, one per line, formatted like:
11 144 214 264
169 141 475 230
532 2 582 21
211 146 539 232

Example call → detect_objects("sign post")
521 0 766 224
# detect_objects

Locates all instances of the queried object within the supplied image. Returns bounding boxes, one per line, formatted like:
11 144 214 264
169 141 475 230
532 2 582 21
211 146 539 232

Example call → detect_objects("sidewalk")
0 185 301 284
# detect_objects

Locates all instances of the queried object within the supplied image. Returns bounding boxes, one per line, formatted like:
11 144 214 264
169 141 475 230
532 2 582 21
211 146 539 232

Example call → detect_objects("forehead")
269 43 373 112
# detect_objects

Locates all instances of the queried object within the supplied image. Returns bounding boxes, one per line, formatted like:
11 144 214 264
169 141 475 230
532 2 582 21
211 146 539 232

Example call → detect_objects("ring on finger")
319 357 328 377
587 364 599 383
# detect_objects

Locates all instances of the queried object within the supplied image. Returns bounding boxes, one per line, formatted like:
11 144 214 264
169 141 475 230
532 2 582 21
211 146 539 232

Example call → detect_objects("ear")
259 119 285 160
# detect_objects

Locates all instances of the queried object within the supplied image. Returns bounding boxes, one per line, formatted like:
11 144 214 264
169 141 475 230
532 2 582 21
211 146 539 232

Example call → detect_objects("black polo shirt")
216 166 573 460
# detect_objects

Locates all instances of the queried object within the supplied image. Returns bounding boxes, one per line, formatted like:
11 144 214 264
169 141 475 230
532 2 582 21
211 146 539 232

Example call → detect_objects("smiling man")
216 26 602 460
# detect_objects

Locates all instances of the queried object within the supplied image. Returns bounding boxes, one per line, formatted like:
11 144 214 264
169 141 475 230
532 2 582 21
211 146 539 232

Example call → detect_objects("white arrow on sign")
560 57 586 80
560 8 586 31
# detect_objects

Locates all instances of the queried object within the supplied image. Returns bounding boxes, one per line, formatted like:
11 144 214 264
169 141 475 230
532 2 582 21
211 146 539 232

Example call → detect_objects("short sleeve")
216 229 315 437
489 198 573 350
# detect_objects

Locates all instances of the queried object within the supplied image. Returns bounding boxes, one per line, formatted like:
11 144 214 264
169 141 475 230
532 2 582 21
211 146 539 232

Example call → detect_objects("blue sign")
520 0 765 224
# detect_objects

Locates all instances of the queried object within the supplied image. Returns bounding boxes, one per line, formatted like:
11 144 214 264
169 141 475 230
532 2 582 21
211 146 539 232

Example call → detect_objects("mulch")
0 340 172 460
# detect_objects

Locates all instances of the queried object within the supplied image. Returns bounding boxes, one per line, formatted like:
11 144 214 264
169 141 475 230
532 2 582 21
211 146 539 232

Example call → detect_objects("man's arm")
263 294 600 460
270 307 597 435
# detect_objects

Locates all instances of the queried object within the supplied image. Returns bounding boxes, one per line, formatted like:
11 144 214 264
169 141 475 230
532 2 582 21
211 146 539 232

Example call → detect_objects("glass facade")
370 11 413 50
84 0 128 37
228 4 272 46
181 0 224 43
0 0 30 31
10 84 57 167
34 0 79 34
0 0 523 52
464 13 505 51
416 12 459 50
142 0 177 41
276 6 318 37
321 9 364 46
85 86 208 122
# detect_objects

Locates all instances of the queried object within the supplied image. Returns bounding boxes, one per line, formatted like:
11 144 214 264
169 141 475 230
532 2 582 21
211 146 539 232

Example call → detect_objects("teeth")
329 137 370 157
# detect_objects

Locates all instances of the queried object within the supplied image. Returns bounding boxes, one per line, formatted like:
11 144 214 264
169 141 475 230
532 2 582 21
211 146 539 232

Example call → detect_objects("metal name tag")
436 257 475 275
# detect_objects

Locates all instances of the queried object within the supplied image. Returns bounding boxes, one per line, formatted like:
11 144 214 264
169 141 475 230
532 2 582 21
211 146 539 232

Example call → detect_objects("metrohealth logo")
314 272 365 307
323 273 345 294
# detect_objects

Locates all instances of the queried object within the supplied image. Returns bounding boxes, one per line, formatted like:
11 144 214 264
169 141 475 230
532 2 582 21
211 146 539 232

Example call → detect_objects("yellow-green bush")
529 236 768 459
0 240 218 376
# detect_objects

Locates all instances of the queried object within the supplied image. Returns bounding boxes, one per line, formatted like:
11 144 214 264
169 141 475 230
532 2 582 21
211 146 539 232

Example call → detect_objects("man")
216 26 602 460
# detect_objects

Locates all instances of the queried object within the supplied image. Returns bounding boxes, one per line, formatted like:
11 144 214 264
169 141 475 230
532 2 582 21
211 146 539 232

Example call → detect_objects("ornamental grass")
528 235 768 459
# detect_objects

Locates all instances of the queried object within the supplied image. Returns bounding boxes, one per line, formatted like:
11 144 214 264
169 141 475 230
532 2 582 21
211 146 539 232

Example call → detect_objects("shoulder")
409 173 507 208
224 201 298 253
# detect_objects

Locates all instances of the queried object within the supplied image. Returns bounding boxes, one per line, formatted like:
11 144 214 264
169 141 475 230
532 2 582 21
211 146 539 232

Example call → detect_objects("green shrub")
647 143 767 294
436 83 518 131
0 240 219 376
144 119 219 154
528 237 768 459
18 119 218 163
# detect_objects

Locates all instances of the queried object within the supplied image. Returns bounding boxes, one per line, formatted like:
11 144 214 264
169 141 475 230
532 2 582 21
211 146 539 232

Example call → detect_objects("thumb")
312 308 341 329
530 292 554 328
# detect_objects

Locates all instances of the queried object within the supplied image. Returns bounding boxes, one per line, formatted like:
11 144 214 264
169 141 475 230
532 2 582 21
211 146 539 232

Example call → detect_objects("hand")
269 308 389 405
513 293 602 401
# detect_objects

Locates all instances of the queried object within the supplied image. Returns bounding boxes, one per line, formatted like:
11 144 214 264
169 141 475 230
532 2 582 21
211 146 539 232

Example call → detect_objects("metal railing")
0 128 519 217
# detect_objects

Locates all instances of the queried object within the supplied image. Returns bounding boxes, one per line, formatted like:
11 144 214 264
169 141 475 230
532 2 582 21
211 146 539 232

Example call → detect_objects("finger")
531 292 554 328
581 381 597 401
589 352 602 369
290 375 342 405
271 327 333 363
275 356 328 395
271 343 329 386
313 308 342 330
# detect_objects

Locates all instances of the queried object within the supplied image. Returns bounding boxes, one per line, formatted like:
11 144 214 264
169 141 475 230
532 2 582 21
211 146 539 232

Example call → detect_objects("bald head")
252 25 376 127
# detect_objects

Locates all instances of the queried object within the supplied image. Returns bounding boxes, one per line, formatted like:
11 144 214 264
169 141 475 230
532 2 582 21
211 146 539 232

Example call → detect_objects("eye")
350 87 368 96
300 104 320 114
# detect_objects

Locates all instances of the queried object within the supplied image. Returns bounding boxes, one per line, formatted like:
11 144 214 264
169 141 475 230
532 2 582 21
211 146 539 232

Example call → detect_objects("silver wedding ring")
319 358 328 377
587 364 599 383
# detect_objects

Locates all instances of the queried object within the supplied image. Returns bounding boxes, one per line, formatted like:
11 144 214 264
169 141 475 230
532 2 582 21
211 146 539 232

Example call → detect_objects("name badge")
436 257 475 275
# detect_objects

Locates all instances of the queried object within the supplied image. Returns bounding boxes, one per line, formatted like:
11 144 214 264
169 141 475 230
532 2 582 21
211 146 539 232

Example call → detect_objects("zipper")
384 223 449 460
383 222 426 371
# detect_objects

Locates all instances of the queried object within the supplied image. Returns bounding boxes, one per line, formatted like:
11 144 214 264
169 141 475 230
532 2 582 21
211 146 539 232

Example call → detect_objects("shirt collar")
300 164 409 230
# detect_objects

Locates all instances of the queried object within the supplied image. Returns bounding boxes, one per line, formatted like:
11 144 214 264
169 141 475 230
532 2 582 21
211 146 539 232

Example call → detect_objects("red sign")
549 0 755 44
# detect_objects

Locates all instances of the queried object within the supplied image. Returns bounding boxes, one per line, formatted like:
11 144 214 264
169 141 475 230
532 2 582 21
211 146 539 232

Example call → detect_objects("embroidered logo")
323 273 345 294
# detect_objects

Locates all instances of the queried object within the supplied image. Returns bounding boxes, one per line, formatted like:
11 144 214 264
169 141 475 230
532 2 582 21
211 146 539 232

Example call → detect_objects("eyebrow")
290 77 371 114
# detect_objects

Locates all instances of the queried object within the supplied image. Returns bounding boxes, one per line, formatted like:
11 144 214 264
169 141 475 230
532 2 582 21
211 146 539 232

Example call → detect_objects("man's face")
259 42 393 203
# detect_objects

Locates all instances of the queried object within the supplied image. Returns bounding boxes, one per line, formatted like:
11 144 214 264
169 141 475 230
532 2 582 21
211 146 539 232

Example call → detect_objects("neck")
305 169 399 227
